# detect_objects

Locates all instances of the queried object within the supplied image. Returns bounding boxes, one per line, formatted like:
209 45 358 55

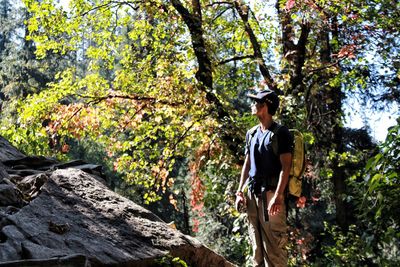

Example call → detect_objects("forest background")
0 0 399 266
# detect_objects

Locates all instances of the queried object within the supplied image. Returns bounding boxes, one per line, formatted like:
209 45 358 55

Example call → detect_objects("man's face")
251 100 267 115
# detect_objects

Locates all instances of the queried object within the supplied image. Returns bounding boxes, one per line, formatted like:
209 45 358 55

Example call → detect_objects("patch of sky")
344 96 399 142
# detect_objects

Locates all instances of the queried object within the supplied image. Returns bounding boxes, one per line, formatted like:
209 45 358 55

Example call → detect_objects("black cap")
247 89 279 115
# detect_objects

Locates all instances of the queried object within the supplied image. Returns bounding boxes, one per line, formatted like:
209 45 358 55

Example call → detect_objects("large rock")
0 139 234 266
0 137 25 162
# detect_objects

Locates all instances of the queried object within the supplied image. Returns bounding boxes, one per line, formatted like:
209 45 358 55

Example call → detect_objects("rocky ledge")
0 137 234 267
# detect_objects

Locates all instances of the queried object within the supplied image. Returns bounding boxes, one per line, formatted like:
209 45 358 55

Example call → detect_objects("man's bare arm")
237 154 250 193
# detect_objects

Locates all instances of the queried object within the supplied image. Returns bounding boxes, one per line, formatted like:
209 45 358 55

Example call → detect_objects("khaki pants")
246 190 288 267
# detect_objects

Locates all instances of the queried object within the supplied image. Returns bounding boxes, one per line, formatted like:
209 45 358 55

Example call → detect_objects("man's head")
247 89 279 115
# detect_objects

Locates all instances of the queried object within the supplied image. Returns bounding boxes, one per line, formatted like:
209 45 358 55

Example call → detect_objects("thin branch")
217 54 255 65
119 103 147 132
212 7 231 23
307 60 341 75
153 111 212 188
206 1 232 7
74 1 140 18
64 105 85 125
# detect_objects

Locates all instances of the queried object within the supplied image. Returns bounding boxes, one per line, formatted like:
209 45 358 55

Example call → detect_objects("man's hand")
268 193 284 216
235 191 246 212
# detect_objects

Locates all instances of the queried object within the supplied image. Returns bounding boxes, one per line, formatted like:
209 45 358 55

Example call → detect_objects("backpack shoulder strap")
270 122 282 135
270 122 282 155
246 125 259 150
249 125 259 136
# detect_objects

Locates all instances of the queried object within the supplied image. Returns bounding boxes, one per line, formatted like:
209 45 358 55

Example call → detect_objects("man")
235 89 293 267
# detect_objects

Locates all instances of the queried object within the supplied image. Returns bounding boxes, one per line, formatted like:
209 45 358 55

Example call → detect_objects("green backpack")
247 124 306 197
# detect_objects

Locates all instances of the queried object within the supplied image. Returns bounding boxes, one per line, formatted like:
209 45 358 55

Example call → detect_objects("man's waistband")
248 176 277 196
249 175 279 184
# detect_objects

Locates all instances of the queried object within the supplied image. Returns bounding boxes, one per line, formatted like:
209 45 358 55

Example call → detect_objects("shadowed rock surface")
0 137 235 267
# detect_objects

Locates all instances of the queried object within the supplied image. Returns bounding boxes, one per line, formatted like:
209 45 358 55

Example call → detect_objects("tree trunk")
329 17 348 230
276 0 348 229
171 0 242 157
276 1 310 96
310 17 348 230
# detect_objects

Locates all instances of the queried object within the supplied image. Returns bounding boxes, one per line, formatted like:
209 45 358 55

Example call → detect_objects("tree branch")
291 21 311 93
75 93 182 106
234 0 277 92
276 1 296 55
192 0 202 20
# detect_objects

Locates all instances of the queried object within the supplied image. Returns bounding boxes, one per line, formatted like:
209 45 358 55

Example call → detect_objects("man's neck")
259 116 274 131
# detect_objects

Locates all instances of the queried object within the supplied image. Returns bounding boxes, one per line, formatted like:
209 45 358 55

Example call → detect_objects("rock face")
0 137 235 267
